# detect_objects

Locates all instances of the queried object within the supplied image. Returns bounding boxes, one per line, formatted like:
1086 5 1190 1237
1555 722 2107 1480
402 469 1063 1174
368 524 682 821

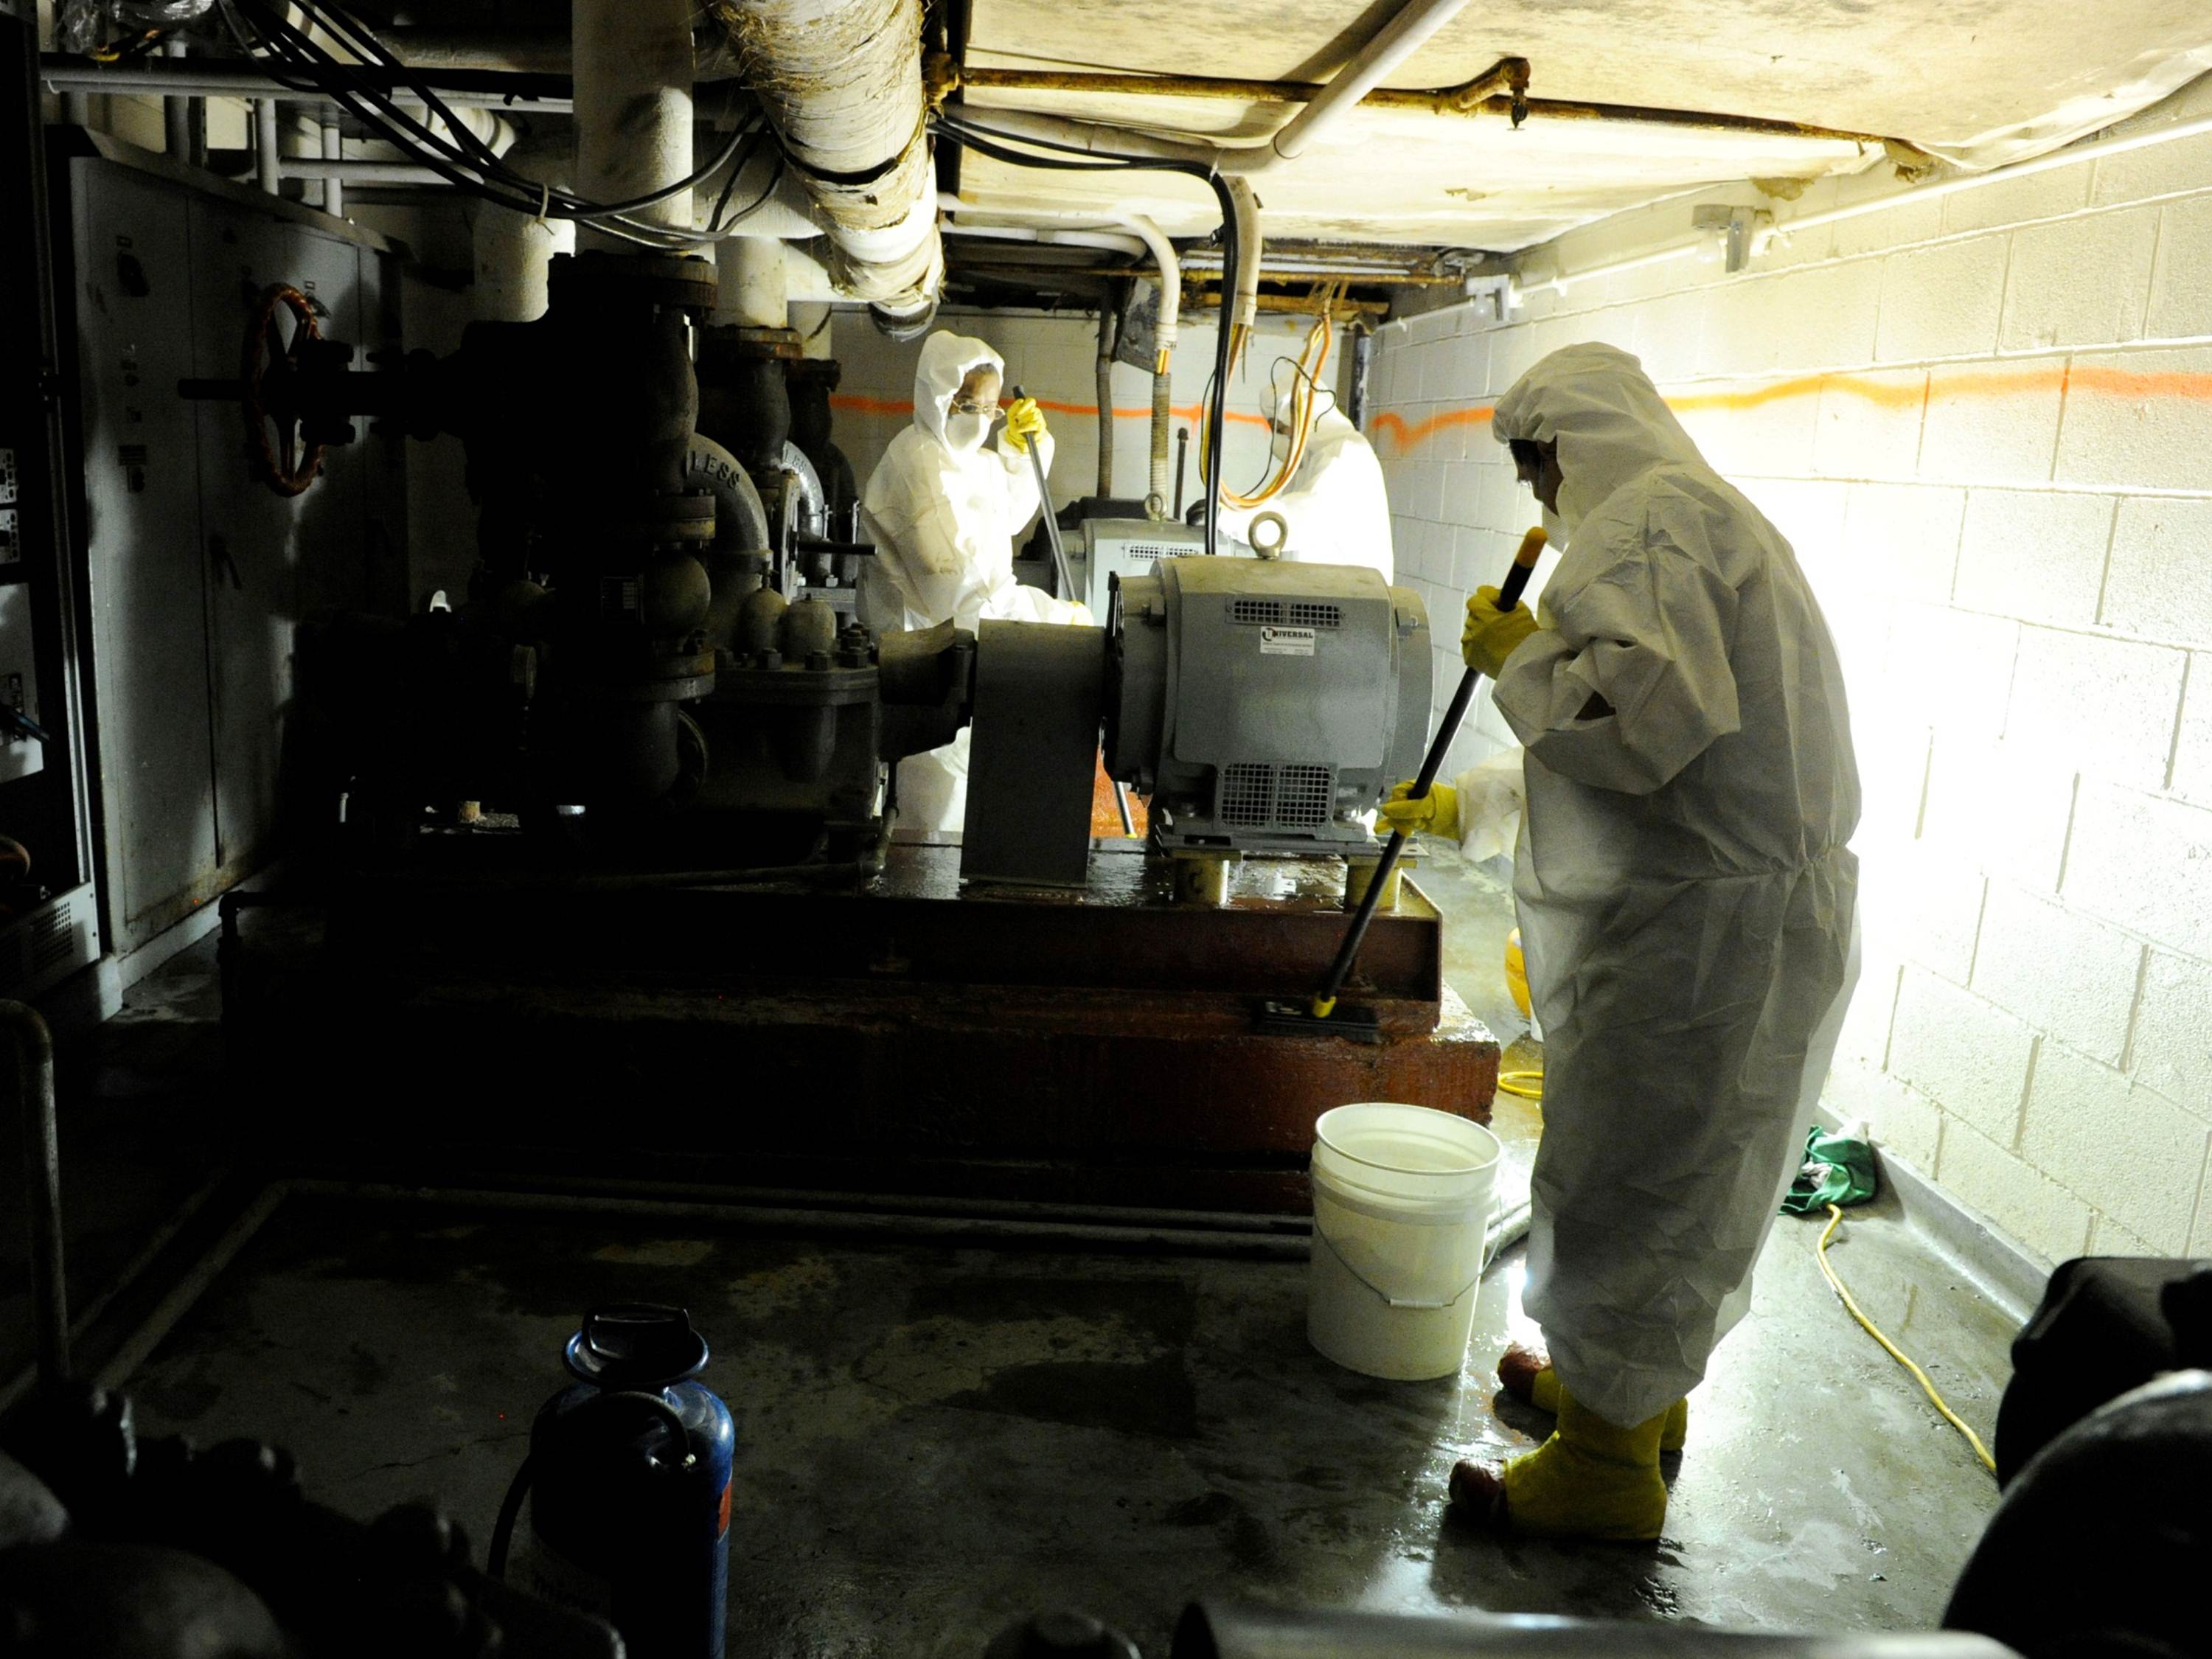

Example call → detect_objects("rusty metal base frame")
223 843 1498 1211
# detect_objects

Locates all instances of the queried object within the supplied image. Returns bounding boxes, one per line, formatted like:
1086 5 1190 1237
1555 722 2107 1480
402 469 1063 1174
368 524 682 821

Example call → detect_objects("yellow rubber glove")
1003 396 1048 453
1462 586 1540 678
1379 780 1461 841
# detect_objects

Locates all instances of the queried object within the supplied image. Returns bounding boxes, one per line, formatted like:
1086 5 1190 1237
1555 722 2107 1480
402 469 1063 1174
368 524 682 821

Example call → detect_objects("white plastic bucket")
1307 1102 1502 1381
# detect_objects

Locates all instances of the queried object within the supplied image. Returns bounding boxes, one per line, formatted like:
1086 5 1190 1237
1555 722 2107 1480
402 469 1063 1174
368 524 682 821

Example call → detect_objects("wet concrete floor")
100 843 2020 1655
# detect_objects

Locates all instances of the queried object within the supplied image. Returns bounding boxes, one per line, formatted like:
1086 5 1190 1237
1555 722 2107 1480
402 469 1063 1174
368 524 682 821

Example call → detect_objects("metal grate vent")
1217 763 1335 829
1287 602 1343 628
1218 762 1276 827
29 909 72 974
1276 765 1334 827
1127 544 1175 561
1228 598 1281 625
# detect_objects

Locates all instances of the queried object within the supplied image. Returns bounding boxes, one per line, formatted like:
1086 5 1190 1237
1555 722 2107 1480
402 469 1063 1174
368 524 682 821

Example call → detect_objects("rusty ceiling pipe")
948 58 1928 159
950 55 1531 122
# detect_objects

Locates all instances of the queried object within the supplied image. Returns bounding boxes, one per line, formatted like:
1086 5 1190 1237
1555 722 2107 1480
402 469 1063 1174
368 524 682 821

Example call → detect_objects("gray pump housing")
1107 559 1433 852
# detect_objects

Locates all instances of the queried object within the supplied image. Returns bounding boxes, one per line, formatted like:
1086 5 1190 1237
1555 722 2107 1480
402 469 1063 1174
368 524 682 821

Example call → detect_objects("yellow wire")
1816 1203 1997 1475
1201 289 1340 511
1496 1068 1544 1101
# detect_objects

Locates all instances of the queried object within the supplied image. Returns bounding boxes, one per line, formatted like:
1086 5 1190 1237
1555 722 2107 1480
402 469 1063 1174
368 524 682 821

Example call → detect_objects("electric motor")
1107 559 1432 852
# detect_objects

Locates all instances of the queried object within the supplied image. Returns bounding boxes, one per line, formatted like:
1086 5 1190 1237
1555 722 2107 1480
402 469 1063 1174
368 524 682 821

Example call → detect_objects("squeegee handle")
1312 527 1547 1016
1008 383 1078 604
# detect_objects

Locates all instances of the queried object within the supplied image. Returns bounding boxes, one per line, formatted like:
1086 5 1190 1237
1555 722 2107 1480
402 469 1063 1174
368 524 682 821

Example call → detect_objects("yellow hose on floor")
1817 1203 1997 1475
1497 1069 1544 1101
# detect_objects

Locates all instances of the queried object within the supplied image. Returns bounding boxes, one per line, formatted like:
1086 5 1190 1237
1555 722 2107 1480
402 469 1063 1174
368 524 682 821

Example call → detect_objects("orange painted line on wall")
830 393 1270 428
832 360 2212 456
1354 361 2212 456
1368 406 1495 448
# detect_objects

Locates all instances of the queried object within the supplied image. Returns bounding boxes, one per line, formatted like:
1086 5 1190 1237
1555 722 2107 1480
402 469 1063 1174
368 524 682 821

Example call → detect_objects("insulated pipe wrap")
716 0 944 315
574 0 695 249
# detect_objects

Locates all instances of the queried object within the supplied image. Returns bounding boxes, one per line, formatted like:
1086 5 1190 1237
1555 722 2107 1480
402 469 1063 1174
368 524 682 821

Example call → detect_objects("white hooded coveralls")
859 333 1090 831
1480 343 1860 1429
1217 399 1395 581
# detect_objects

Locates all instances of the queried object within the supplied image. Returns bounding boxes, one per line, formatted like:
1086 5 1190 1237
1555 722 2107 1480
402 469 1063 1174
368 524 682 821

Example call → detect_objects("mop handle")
1312 528 1547 1018
1006 384 1078 605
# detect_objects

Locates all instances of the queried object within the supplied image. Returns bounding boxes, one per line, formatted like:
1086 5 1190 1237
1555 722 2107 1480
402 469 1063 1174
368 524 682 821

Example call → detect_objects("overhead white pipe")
573 0 694 252
720 0 942 328
956 201 1182 369
1265 0 1473 163
944 196 1190 511
939 222 1150 257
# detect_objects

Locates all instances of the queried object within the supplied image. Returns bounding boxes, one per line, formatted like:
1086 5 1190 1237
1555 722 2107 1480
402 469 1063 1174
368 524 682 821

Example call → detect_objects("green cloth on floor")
1781 1122 1877 1215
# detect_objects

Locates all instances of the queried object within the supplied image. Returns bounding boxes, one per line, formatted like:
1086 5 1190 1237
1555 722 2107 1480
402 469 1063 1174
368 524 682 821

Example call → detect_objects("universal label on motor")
1259 626 1316 656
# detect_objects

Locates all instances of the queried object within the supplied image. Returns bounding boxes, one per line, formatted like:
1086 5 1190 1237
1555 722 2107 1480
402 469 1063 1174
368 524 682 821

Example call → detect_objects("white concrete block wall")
1366 102 2212 1263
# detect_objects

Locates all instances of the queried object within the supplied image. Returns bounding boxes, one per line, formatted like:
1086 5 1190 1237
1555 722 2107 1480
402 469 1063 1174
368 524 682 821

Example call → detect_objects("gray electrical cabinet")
0 20 102 1006
64 141 407 954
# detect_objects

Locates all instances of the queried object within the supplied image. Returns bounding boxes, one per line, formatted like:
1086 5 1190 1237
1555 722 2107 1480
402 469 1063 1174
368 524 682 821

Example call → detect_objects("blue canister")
521 1304 735 1659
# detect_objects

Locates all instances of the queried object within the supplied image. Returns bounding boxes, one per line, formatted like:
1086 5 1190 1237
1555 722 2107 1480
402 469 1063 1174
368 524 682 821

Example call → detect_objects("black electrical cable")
931 110 1239 557
297 0 751 230
221 0 759 246
220 0 552 215
710 152 791 234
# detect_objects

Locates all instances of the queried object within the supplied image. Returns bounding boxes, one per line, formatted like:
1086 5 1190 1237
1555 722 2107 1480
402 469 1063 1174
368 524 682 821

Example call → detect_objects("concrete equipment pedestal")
223 838 1499 1211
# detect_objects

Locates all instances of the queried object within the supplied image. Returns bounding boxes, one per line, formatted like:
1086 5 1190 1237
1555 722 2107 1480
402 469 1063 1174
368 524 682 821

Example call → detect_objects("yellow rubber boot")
1499 1343 1687 1454
1450 1386 1672 1543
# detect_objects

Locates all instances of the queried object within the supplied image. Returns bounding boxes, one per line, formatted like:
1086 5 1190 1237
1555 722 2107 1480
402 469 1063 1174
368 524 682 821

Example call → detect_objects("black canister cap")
563 1304 710 1390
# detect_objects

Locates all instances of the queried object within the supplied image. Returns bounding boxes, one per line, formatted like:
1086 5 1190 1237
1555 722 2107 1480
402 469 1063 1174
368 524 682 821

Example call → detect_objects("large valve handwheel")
241 284 327 497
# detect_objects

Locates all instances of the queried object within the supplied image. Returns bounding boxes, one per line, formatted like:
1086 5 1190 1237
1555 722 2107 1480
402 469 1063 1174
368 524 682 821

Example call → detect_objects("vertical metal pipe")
162 38 189 159
5 1001 66 1394
1149 370 1172 518
1094 302 1117 500
471 139 576 322
1348 327 1374 431
321 122 343 218
714 237 787 329
254 97 281 193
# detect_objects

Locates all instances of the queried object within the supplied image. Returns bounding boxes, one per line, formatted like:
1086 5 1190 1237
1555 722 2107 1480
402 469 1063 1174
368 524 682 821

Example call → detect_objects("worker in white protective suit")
859 333 1091 832
1213 384 1394 580
1380 342 1860 1542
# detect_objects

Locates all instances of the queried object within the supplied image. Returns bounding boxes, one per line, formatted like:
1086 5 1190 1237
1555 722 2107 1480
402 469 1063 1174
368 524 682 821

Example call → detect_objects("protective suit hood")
860 329 1087 835
1492 342 1703 537
1215 391 1392 578
913 332 1004 450
1453 342 1860 1430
